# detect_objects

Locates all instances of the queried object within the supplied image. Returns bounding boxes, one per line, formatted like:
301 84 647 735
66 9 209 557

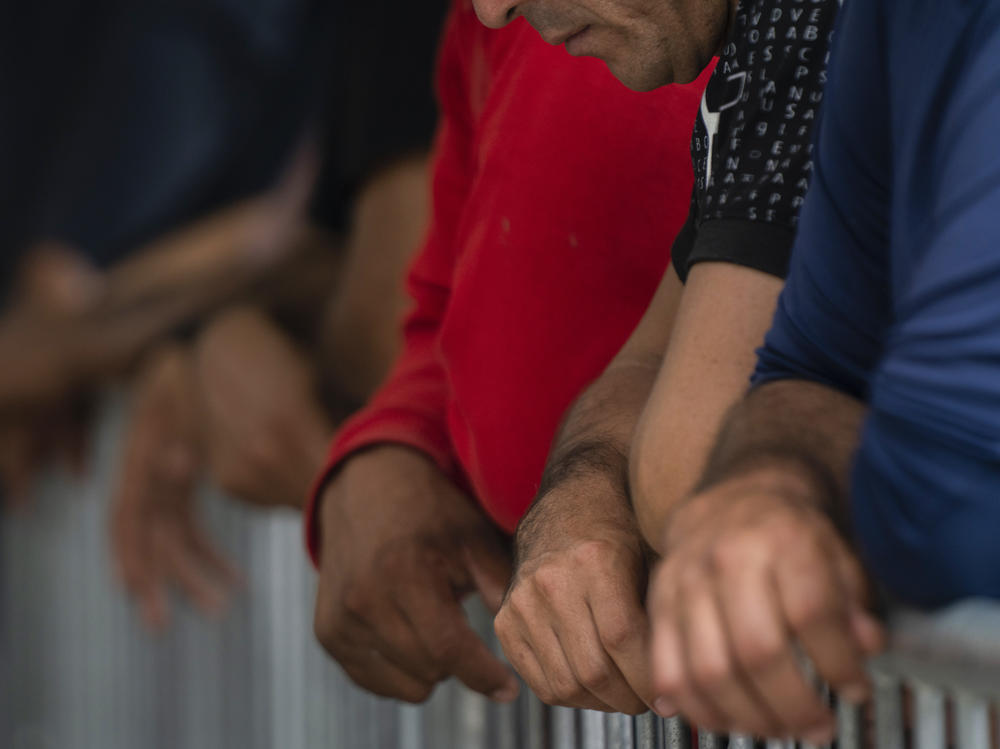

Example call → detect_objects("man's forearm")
522 357 661 549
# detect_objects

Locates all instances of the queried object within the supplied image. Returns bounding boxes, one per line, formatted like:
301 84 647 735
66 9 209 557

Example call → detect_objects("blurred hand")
313 445 520 703
495 474 655 714
194 307 331 509
0 420 45 506
647 467 885 742
13 242 105 316
111 345 240 631
0 397 91 506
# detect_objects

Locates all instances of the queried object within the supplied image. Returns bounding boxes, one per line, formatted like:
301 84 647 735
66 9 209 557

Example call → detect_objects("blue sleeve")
751 0 893 402
755 0 1000 607
852 2 1000 607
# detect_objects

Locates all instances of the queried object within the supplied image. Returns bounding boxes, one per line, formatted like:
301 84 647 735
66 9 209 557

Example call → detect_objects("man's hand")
195 307 331 510
0 395 91 506
647 465 884 742
111 345 240 631
313 445 519 703
495 473 656 714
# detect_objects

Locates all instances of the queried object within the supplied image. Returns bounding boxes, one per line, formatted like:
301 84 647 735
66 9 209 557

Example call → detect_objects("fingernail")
802 723 835 745
840 683 871 705
653 697 677 717
490 682 519 703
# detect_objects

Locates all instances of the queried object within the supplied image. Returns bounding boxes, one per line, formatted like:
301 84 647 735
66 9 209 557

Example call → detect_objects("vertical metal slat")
955 690 991 749
874 674 905 749
912 681 946 749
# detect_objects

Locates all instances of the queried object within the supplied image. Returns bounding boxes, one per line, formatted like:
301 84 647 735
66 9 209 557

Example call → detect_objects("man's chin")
604 59 673 92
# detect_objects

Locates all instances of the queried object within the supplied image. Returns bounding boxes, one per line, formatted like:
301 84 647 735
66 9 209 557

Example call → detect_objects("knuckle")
690 650 731 692
676 563 708 596
426 633 463 666
493 608 512 638
505 583 533 614
550 673 587 705
340 584 372 619
709 536 751 572
599 614 638 652
531 565 565 599
494 609 525 653
653 666 685 700
734 632 785 673
577 659 613 692
571 539 612 566
786 590 838 631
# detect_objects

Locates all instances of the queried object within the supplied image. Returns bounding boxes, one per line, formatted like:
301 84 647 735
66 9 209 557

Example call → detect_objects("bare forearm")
541 359 660 502
630 262 783 552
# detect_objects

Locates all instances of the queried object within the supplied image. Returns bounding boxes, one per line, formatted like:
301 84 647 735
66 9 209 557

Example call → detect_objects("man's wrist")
537 439 629 502
697 450 843 520
659 454 847 554
516 446 639 569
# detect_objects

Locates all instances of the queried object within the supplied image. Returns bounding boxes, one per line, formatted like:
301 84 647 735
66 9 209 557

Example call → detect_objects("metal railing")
3 397 998 748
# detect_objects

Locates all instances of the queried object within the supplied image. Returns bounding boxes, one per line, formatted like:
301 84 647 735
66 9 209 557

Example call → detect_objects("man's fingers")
495 631 555 703
463 539 512 615
832 541 886 657
849 607 886 657
650 570 725 727
405 575 518 702
157 527 228 615
680 577 780 736
112 515 170 633
441 616 519 701
535 580 647 713
334 645 436 703
676 574 777 736
356 602 452 683
500 601 611 711
589 574 656 711
110 500 150 591
775 543 872 706
717 556 834 739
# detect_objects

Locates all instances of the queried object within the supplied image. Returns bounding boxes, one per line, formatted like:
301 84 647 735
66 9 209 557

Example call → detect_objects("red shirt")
306 0 710 559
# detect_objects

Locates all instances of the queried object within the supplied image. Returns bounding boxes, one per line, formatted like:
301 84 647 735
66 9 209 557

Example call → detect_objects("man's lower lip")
565 26 591 55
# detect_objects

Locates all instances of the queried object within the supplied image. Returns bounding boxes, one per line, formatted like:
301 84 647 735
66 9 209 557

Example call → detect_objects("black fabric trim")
679 218 796 283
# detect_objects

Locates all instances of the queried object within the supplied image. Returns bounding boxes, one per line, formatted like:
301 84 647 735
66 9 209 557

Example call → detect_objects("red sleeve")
304 7 476 564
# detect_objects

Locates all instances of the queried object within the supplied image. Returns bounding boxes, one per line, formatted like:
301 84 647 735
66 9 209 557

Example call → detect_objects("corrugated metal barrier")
2 397 998 748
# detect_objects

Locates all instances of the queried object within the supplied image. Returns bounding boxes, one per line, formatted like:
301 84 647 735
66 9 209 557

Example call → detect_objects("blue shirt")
753 0 1000 607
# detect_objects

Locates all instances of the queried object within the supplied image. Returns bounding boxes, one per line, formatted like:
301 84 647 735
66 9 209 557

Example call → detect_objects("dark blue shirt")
753 0 1000 607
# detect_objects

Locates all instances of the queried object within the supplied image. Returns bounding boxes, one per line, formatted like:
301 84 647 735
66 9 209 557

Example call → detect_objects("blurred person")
0 0 441 498
0 152 317 505
305 0 708 706
110 152 433 629
106 0 447 628
475 0 852 727
0 0 342 501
